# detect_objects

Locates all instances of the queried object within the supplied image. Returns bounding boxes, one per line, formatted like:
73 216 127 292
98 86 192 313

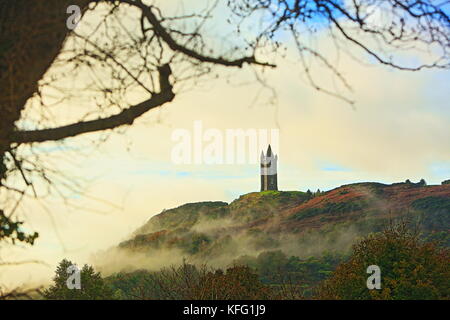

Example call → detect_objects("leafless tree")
0 0 448 245
229 0 449 102
0 0 274 246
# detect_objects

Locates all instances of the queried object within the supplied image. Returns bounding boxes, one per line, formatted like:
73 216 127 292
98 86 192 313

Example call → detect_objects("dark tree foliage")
44 259 115 300
418 178 427 186
0 209 38 245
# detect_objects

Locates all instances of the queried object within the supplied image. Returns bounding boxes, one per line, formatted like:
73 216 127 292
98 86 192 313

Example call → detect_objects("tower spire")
266 144 272 157
260 145 278 191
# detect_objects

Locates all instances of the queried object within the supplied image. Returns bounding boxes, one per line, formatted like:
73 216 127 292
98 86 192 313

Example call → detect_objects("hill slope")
118 182 450 264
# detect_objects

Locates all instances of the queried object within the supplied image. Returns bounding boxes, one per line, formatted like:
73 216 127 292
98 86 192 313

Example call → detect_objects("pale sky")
1 0 449 289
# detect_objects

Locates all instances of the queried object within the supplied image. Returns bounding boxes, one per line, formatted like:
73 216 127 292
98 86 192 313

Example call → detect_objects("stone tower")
260 145 278 191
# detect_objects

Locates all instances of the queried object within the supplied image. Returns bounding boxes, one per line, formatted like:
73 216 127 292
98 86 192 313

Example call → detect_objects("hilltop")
117 181 449 263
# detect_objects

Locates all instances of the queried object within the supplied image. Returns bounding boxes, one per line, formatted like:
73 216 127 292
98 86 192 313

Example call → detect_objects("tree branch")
11 64 174 144
109 0 276 68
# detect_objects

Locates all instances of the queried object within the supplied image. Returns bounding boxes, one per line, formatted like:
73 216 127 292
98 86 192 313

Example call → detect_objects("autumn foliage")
316 223 449 300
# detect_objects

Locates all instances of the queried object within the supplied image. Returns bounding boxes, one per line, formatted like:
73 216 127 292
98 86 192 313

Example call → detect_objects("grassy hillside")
118 182 450 261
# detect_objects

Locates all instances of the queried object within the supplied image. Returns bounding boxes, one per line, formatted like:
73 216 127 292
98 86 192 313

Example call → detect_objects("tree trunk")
0 0 89 181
